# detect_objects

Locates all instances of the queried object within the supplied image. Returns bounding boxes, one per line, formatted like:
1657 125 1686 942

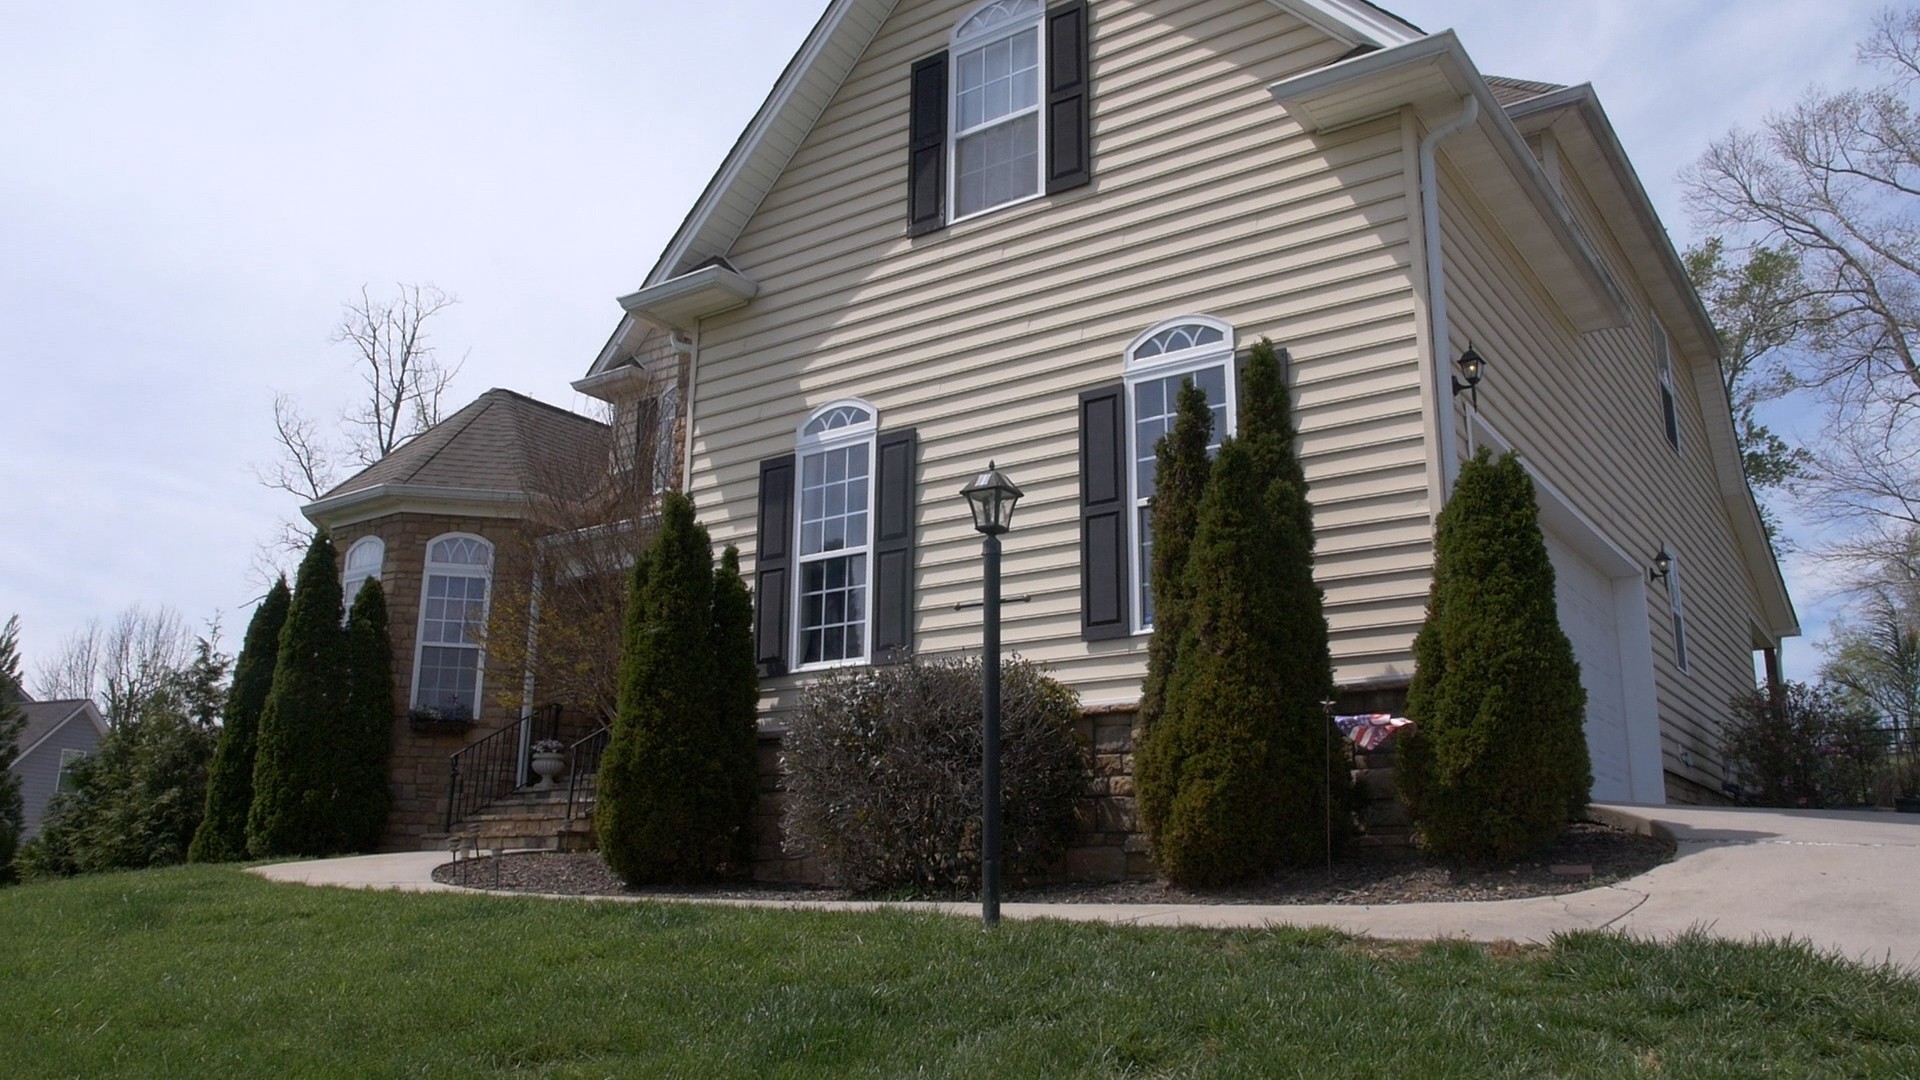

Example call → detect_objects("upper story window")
342 536 385 611
1654 318 1680 453
907 1 1091 235
1124 317 1237 631
57 748 86 793
412 534 493 715
795 400 878 668
952 0 1045 220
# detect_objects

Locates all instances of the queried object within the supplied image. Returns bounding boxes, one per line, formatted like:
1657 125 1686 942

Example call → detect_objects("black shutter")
871 428 918 662
1045 0 1092 194
908 53 948 236
1079 383 1131 640
754 455 796 678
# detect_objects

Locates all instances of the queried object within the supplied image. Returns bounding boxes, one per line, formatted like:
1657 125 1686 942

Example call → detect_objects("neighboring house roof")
13 699 108 763
304 389 610 528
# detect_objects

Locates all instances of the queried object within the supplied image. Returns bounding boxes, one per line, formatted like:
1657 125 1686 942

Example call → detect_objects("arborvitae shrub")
0 616 28 883
339 577 395 852
1137 378 1214 756
598 494 756 884
782 655 1087 894
1139 439 1300 885
1237 338 1350 865
190 577 290 863
248 533 349 857
1399 449 1592 862
708 546 760 869
1138 339 1350 883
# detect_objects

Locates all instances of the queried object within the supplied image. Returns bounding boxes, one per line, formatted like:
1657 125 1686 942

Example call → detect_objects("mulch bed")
430 820 1671 906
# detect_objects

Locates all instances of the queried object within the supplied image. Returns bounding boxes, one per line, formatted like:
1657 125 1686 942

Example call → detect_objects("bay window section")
412 534 493 717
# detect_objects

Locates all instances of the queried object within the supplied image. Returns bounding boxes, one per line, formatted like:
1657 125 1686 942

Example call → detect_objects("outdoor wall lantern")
1649 547 1673 585
959 462 1023 928
1451 344 1487 401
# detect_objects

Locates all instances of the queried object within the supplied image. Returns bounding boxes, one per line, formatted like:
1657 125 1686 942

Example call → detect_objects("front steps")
433 787 595 853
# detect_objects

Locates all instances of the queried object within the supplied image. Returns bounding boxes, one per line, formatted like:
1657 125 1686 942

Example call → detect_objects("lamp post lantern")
959 461 1022 927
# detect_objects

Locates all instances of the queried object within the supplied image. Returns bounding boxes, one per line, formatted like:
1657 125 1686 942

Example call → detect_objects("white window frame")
1123 315 1238 634
1654 318 1681 454
792 399 879 671
410 532 495 715
1662 547 1690 675
57 747 85 793
342 535 385 613
948 0 1047 224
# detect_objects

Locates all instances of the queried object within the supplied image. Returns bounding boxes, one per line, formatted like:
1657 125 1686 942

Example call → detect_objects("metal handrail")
564 724 612 822
444 704 561 831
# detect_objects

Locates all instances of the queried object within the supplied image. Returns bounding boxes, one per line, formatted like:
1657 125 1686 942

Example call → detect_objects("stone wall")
328 512 534 850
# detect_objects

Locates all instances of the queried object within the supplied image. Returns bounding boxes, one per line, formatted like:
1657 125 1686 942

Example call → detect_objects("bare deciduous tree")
1684 10 1920 573
252 283 465 581
34 606 201 725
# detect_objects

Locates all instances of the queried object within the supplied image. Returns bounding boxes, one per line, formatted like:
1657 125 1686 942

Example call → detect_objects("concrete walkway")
251 803 1920 972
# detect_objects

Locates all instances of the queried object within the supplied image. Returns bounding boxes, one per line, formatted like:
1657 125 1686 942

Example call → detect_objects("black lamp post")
960 461 1023 927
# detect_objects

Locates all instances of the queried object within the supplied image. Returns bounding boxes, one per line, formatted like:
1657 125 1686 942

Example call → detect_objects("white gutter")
1419 94 1478 498
678 329 699 492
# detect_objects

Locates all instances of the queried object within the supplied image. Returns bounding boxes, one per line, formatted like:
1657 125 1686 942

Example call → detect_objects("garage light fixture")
1649 548 1672 585
1451 345 1486 404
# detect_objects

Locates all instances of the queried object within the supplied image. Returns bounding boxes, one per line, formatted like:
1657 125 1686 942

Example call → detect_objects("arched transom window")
412 534 494 716
342 535 385 610
794 400 878 667
1124 316 1237 630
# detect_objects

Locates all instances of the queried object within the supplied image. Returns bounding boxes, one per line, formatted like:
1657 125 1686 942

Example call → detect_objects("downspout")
675 329 699 492
1418 95 1479 498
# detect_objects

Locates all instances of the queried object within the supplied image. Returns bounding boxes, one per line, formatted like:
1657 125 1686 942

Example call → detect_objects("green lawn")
2 867 1916 1077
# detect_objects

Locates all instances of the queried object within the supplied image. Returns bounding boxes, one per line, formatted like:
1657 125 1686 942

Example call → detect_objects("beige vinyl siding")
1438 147 1768 796
689 0 1430 717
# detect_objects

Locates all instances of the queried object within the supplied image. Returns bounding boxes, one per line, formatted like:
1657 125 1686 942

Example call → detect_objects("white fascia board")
1270 31 1629 331
645 0 890 288
585 315 639 379
572 362 660 403
616 264 759 334
1267 0 1423 48
302 484 527 530
1505 86 1720 360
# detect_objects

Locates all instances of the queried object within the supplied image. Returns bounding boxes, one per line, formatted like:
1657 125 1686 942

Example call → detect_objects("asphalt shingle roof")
319 389 610 502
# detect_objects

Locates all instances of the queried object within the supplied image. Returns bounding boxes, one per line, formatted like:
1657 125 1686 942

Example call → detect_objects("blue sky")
0 0 1883 679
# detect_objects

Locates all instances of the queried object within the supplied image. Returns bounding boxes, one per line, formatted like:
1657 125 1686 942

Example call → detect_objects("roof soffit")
1269 31 1628 332
634 0 1430 302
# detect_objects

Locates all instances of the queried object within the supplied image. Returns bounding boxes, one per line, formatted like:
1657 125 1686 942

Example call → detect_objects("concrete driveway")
252 803 1920 973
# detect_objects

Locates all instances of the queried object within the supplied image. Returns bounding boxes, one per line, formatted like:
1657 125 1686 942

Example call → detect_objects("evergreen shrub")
248 533 349 857
782 655 1088 894
597 494 758 884
1399 448 1592 862
190 578 289 863
339 577 395 852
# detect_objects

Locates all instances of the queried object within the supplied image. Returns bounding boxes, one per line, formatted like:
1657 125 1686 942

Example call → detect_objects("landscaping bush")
597 494 758 884
1138 340 1348 884
248 533 349 857
0 616 28 884
17 638 225 878
1723 681 1887 807
189 578 289 863
1399 448 1591 863
782 655 1088 894
1137 376 1214 743
338 577 395 852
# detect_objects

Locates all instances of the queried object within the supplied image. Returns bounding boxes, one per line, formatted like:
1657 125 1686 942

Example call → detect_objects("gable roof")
13 699 108 764
631 0 1425 292
303 389 610 526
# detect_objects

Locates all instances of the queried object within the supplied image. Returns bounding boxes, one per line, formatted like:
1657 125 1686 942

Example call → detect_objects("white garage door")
1546 535 1632 802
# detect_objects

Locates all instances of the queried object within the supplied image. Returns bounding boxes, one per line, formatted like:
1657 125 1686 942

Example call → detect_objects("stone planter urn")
529 750 567 790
